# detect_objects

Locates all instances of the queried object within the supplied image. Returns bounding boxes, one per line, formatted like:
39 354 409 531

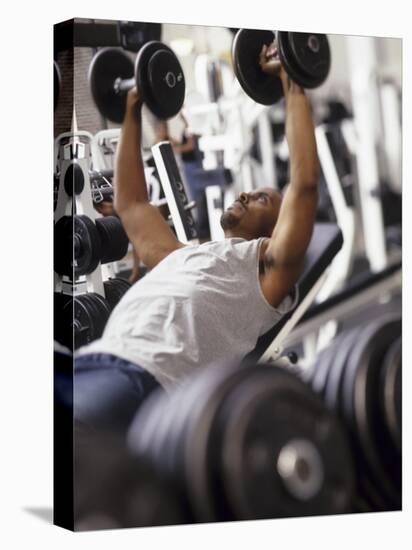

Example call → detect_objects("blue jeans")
74 353 162 435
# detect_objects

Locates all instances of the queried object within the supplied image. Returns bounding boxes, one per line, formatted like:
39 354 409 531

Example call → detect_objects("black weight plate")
88 47 134 124
168 362 262 521
72 293 111 349
90 293 111 334
127 388 195 520
232 29 283 106
54 60 61 111
278 31 321 89
288 32 331 84
104 277 131 311
64 162 85 197
74 215 102 276
69 294 94 349
324 328 360 412
136 41 185 120
380 336 402 452
214 365 353 519
128 370 201 522
341 316 401 507
95 216 129 264
147 48 185 119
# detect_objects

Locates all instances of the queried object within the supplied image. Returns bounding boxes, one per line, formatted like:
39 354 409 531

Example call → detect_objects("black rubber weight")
104 278 131 311
278 31 329 89
212 367 354 520
232 29 283 106
324 328 360 413
136 41 185 119
129 362 354 522
88 47 134 124
95 216 129 264
288 32 331 84
74 215 102 276
69 293 111 349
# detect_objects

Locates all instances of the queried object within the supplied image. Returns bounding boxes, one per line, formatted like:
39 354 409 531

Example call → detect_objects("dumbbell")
54 214 129 278
128 361 354 522
54 215 102 277
55 280 132 351
88 41 185 123
103 277 132 311
54 292 111 350
95 216 129 264
232 29 331 105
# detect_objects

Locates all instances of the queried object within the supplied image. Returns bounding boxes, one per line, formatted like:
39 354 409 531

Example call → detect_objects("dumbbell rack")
54 131 133 351
54 131 105 298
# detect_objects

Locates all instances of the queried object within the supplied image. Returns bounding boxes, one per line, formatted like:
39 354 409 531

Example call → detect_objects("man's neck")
224 229 252 240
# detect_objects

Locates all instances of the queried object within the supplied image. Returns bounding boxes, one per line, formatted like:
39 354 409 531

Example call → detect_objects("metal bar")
258 272 329 363
115 77 135 94
284 269 401 347
152 142 199 244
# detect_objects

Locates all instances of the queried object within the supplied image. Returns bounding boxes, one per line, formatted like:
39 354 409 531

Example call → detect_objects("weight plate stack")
309 316 402 512
128 361 354 522
95 216 129 264
341 315 401 510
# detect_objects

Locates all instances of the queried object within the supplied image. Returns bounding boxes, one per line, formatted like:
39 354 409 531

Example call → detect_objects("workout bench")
245 223 344 365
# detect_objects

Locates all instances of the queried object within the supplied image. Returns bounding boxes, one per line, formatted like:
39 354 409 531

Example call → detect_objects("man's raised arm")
114 88 149 209
113 89 185 269
260 45 320 306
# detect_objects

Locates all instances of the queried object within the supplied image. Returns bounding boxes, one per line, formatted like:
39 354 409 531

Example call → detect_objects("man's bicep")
120 203 185 269
269 184 318 266
260 258 303 308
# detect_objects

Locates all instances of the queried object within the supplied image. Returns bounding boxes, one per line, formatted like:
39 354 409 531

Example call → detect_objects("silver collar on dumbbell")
276 438 324 501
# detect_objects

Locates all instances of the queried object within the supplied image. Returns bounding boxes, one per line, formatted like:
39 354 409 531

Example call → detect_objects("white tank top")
78 238 298 390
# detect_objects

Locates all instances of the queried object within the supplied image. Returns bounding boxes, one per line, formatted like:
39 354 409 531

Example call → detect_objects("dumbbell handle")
90 187 195 213
114 76 135 94
90 169 114 181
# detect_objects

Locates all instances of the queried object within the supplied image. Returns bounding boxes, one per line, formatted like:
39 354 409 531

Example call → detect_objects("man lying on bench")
73 49 321 434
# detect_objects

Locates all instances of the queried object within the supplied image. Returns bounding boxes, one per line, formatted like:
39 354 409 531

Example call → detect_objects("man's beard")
220 210 240 230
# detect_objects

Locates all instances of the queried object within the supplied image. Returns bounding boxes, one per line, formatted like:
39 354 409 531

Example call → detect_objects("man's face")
220 187 283 239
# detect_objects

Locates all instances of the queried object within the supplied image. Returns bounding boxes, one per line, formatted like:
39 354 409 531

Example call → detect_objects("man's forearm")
282 78 319 189
114 110 148 213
